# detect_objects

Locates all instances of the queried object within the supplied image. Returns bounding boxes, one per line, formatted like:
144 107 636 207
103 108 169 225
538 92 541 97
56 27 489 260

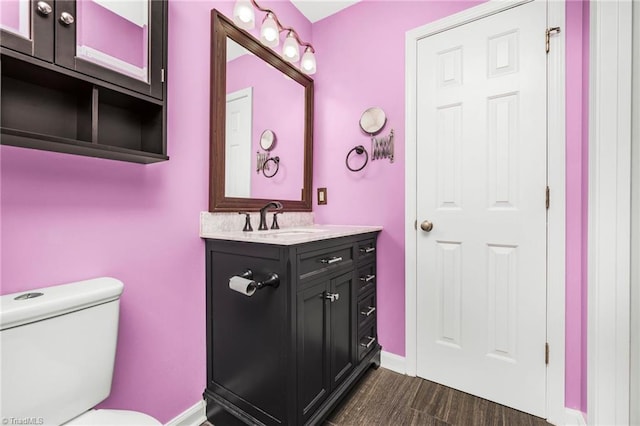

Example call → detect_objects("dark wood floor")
324 368 550 426
202 367 551 426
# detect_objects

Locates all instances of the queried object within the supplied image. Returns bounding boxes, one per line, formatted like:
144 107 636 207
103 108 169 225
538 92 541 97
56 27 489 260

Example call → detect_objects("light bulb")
233 0 255 30
300 48 316 75
260 13 279 47
282 32 300 63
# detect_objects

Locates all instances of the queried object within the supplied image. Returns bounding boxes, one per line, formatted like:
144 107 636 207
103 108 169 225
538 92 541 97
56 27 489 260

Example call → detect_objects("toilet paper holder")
238 269 280 291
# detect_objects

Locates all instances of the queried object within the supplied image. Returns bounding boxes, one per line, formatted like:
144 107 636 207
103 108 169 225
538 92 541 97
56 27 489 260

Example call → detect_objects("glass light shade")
233 0 255 30
300 48 316 75
282 32 300 63
260 14 279 47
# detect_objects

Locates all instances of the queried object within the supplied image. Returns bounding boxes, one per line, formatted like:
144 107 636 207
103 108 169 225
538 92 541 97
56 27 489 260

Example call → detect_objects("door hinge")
545 27 561 54
545 342 550 365
545 186 550 209
161 68 165 83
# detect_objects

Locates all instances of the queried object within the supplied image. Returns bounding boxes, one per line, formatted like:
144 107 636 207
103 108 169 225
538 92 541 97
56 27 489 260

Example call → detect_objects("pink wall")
226 53 305 200
0 0 311 423
312 0 589 413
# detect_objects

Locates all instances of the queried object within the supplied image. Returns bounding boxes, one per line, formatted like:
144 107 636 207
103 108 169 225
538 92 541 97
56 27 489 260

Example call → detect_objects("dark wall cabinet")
1 0 168 163
204 232 381 425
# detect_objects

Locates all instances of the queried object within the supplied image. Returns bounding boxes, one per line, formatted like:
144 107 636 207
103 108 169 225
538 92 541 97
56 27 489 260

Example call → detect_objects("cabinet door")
329 271 355 387
297 280 330 424
55 0 165 98
0 0 54 61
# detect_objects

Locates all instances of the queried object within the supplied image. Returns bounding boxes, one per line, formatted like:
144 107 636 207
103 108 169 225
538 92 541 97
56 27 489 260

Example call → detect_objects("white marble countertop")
200 224 383 246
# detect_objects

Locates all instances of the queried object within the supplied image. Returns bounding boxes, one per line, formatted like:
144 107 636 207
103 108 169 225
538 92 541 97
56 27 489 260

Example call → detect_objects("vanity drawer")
298 244 354 280
358 320 377 361
357 291 377 329
357 263 376 295
357 239 376 262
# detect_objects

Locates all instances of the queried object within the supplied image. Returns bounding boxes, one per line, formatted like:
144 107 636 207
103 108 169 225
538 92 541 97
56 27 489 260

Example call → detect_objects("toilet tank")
0 278 124 426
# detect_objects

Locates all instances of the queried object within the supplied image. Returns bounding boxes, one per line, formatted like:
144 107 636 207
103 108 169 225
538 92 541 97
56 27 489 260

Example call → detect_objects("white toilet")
0 278 162 426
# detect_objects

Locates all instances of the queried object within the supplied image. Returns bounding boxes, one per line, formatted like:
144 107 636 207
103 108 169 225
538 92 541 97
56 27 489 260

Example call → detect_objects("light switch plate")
317 187 327 205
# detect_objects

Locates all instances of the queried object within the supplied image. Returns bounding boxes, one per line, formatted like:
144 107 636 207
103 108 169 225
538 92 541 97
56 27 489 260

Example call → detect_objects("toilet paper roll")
229 276 257 296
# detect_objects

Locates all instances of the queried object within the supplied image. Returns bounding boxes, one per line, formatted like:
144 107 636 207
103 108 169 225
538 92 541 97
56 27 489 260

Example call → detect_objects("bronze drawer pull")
360 306 376 317
360 337 376 348
360 247 375 254
320 256 343 264
360 274 375 283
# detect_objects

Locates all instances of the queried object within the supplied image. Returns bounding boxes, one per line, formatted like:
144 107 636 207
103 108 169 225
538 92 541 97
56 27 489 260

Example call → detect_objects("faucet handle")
271 212 281 230
239 212 253 232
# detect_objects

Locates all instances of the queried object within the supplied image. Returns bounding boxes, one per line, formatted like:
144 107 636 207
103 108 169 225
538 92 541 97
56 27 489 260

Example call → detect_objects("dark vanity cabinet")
1 0 168 163
204 232 381 425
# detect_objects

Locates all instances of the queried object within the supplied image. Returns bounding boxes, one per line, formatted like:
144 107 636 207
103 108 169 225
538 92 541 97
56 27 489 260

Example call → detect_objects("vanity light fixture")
232 0 317 75
282 31 300 62
260 13 279 47
301 47 317 74
233 0 255 30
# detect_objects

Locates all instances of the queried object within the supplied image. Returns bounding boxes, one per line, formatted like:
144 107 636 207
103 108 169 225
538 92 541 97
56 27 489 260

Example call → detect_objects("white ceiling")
290 0 361 23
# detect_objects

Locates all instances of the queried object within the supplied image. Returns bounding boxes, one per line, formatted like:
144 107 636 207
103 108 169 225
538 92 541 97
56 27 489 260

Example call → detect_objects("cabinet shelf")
1 128 168 164
1 53 167 164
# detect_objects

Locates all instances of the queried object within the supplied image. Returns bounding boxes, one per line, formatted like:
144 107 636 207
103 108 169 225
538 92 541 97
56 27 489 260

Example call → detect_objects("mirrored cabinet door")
0 0 54 61
0 0 165 99
56 0 165 99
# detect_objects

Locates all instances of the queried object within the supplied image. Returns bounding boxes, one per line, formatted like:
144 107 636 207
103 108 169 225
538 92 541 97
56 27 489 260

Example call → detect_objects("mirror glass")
76 0 150 82
225 38 305 200
210 10 313 212
0 0 30 39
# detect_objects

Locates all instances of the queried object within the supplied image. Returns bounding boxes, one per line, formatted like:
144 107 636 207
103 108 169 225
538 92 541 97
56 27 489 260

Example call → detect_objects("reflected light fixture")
232 0 317 75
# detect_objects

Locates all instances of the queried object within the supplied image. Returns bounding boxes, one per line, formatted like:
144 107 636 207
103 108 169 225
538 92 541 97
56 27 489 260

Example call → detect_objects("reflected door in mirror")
226 88 253 198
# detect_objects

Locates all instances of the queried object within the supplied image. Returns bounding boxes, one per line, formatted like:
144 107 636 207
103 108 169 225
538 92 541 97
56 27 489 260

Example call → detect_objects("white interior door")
225 87 253 198
416 1 548 417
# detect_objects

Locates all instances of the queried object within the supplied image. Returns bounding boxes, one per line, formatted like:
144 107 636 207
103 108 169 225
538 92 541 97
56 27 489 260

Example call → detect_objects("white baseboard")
380 351 407 375
165 400 206 426
563 408 587 426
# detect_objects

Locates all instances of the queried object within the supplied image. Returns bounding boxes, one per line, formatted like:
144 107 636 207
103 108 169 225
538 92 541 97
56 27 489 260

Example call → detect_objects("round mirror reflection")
260 129 277 151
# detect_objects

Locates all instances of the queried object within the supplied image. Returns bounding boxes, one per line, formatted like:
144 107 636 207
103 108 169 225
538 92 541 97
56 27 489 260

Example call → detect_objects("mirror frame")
209 9 314 212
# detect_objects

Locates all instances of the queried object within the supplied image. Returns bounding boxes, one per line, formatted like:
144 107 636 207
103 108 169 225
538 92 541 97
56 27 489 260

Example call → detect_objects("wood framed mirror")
209 9 314 212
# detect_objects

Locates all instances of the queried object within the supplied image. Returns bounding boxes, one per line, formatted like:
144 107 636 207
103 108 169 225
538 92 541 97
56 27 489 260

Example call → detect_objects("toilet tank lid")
0 277 124 330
